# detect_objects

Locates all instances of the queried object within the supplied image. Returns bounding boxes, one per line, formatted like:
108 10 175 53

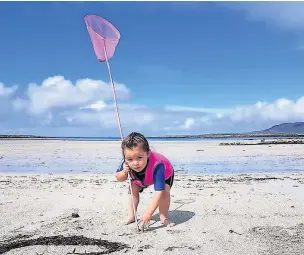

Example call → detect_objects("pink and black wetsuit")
116 151 174 192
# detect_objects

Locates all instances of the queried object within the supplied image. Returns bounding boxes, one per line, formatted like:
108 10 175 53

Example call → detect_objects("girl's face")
124 145 148 172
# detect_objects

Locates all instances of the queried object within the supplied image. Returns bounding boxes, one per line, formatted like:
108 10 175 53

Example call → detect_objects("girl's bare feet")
125 216 135 225
161 217 175 227
125 216 140 225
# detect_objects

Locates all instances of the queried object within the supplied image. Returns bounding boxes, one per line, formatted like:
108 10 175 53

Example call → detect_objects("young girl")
115 132 175 228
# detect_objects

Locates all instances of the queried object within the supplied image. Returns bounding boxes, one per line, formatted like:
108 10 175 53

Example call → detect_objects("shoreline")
219 138 304 146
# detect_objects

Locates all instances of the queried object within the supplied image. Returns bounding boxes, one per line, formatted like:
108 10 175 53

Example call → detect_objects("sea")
34 136 295 142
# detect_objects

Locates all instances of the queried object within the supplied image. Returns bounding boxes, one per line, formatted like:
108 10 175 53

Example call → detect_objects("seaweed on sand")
0 235 129 254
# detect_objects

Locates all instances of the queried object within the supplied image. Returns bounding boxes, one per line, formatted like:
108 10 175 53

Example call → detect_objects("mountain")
259 122 304 134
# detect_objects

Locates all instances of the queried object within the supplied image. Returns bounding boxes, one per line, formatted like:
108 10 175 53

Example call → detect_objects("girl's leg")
126 181 140 224
158 184 175 226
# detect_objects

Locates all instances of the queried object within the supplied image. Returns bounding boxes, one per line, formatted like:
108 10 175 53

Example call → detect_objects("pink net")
84 15 120 62
84 14 140 232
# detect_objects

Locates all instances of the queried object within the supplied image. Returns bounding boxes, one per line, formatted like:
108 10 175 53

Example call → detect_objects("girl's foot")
161 217 176 227
125 216 140 225
125 217 135 225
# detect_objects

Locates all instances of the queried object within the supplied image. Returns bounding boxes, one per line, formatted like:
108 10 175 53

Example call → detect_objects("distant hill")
258 122 304 134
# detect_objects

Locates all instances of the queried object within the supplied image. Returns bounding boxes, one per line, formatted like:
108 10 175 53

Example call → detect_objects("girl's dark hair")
121 132 150 154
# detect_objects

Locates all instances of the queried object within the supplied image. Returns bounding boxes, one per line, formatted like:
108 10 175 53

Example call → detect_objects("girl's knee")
164 184 171 193
129 182 140 195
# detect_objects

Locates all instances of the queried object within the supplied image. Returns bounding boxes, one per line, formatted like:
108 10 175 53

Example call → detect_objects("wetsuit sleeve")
153 163 165 191
116 160 124 173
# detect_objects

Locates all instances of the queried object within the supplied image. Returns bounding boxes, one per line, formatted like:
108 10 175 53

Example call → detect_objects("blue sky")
1 1 304 136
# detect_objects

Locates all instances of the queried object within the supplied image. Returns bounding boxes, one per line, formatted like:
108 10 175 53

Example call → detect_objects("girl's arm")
145 190 164 216
115 162 130 182
144 164 166 215
115 170 128 182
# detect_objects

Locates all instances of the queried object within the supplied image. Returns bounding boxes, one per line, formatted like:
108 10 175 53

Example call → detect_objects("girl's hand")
123 163 130 175
140 212 152 230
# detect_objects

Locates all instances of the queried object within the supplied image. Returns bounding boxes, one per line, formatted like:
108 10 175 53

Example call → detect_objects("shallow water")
1 156 303 174
176 159 304 174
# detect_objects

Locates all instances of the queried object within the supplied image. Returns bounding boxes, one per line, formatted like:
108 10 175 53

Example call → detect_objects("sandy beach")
0 140 304 254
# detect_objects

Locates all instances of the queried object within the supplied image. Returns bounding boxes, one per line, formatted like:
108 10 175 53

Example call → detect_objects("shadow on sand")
148 210 195 231
147 198 196 231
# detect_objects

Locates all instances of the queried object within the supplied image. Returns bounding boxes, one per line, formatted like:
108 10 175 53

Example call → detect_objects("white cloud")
167 97 304 123
19 76 130 115
164 105 232 114
1 75 304 136
183 118 195 129
80 100 107 111
12 97 28 111
162 96 304 134
164 118 196 132
229 98 304 122
0 82 17 97
66 103 156 129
